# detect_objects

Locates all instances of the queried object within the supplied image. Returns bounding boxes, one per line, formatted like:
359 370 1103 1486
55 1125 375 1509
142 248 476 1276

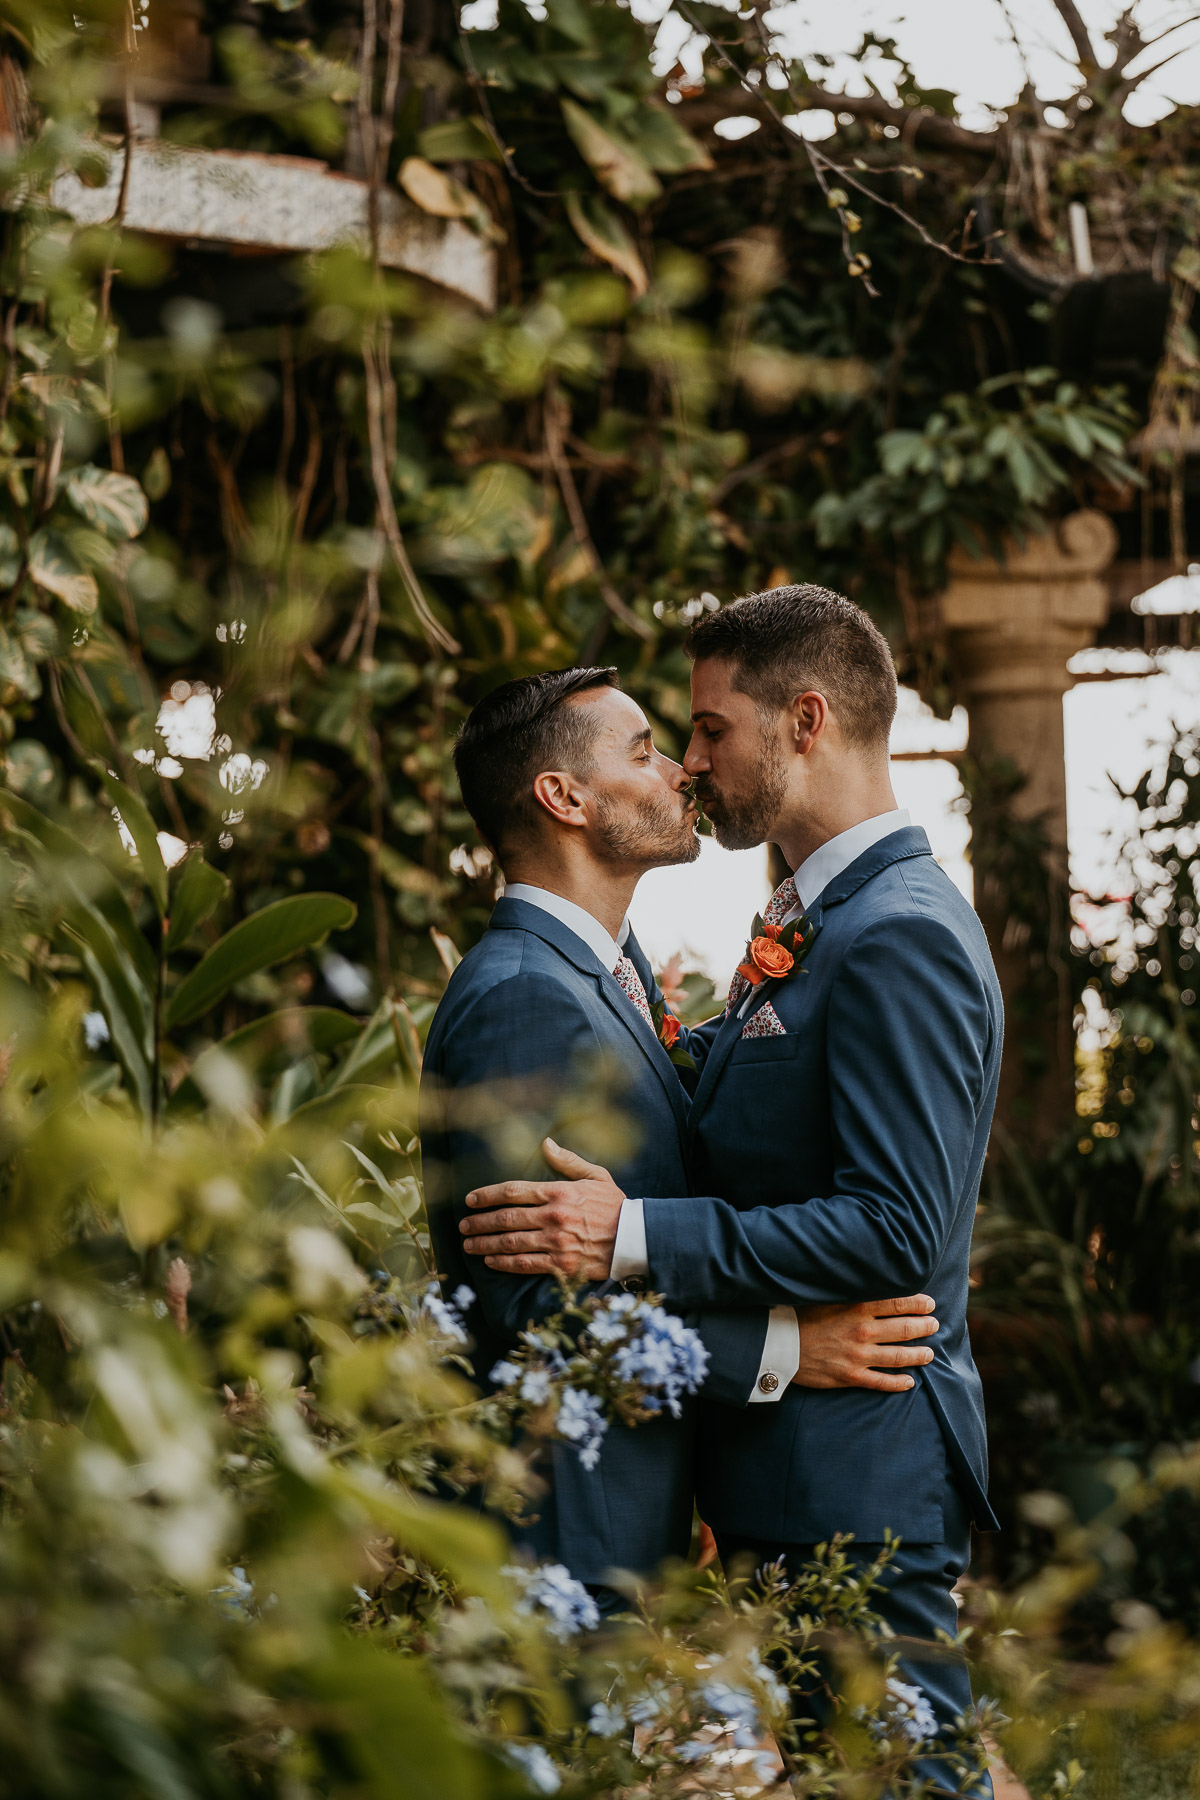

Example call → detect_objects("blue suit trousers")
716 1481 993 1798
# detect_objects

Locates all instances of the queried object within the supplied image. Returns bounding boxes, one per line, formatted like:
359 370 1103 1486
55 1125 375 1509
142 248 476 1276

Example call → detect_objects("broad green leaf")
561 99 661 209
65 915 154 1114
166 892 357 1029
0 523 20 587
98 769 167 917
397 159 500 241
565 192 647 297
165 852 228 952
27 528 98 613
0 624 39 700
0 790 155 987
305 1642 486 1800
417 116 502 163
326 998 418 1090
627 102 713 174
63 464 149 539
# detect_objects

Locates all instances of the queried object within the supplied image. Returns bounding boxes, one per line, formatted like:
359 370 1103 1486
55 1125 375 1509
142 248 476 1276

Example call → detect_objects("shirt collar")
791 809 912 911
502 883 630 971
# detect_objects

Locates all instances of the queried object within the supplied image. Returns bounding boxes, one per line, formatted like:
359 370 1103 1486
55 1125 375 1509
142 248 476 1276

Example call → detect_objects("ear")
789 690 829 755
532 768 589 830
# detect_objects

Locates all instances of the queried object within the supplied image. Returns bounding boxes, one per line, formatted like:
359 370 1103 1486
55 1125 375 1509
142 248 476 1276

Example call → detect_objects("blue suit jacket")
645 828 1003 1545
419 896 769 1584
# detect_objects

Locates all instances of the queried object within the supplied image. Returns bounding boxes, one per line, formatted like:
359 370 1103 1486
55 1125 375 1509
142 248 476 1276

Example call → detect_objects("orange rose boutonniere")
736 913 816 991
650 997 696 1072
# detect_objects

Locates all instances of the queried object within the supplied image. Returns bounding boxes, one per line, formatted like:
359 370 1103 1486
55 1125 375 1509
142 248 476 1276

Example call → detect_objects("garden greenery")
2 0 1200 1793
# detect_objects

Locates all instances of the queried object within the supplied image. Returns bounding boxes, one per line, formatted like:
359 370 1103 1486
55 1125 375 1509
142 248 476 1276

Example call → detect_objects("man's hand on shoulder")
460 1138 625 1280
793 1293 939 1392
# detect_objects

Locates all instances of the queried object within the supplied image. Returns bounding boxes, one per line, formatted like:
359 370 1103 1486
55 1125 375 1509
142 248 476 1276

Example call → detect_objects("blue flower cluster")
503 1560 600 1640
420 1281 474 1345
588 1293 710 1418
872 1675 939 1748
502 1742 561 1793
555 1386 608 1470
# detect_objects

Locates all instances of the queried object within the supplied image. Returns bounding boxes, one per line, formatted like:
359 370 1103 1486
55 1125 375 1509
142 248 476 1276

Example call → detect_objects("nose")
682 731 709 777
656 750 690 791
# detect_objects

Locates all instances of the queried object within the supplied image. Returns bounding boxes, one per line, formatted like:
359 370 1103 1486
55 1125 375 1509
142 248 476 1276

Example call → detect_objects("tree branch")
679 81 994 157
1049 0 1098 69
544 385 654 643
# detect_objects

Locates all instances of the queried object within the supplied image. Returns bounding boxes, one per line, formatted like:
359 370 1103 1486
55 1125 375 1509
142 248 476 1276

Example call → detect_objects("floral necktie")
725 874 799 1017
613 953 654 1028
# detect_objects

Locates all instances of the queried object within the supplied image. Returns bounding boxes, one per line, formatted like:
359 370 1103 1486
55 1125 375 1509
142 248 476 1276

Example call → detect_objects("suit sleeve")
426 972 772 1402
425 973 605 1344
640 915 994 1309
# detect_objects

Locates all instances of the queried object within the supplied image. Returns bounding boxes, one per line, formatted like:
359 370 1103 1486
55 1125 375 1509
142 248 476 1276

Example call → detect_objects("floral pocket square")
741 1001 787 1040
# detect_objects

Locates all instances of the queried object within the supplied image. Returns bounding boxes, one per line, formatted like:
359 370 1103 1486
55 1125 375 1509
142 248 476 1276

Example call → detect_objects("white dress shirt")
504 882 630 969
612 809 913 1401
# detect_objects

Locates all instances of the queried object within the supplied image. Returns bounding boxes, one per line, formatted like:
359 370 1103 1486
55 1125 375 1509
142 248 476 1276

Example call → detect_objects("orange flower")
660 1012 681 1049
749 934 794 980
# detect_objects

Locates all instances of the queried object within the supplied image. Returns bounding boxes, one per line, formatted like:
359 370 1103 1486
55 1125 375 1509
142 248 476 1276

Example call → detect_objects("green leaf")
216 1006 361 1070
0 524 20 587
165 893 357 1029
417 116 502 164
1 790 156 988
305 1642 486 1800
564 192 647 297
27 528 98 613
165 852 228 952
560 99 661 209
0 624 39 700
98 769 167 917
326 997 418 1090
626 102 713 174
63 464 149 539
63 912 154 1114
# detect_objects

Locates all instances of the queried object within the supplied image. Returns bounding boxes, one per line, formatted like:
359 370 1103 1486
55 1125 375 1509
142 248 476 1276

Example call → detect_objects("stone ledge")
50 140 496 312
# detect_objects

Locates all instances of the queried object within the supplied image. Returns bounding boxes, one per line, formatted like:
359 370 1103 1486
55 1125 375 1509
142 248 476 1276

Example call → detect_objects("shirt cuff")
611 1197 649 1280
748 1305 800 1402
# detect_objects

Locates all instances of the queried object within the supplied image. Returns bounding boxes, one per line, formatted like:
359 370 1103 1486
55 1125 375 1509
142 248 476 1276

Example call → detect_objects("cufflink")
757 1371 780 1394
619 1276 647 1295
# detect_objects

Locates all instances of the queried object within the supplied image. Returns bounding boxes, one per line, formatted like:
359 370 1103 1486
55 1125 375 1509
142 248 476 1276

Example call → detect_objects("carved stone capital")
939 510 1119 700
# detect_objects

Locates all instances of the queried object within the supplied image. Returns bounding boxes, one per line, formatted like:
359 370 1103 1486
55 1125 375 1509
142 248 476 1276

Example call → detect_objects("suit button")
758 1371 780 1394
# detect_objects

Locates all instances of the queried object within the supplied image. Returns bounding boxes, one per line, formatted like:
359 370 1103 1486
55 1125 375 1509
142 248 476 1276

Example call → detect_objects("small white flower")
156 688 216 761
219 753 268 796
156 831 188 869
321 953 372 1009
111 807 136 856
82 1010 110 1050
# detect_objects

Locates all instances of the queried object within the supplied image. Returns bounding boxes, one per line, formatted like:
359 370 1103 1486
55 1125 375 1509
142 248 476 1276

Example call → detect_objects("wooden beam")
50 140 496 312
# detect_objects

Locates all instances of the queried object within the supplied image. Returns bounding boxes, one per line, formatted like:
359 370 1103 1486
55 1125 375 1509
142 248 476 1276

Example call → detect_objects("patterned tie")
724 873 799 1017
613 954 655 1028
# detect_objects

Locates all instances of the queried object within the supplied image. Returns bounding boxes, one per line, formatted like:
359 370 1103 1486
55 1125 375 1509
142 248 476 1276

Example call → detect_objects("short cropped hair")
454 667 619 859
685 584 897 750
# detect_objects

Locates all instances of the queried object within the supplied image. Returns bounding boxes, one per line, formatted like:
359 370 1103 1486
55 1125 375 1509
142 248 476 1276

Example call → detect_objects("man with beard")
458 595 1001 1793
422 664 942 1613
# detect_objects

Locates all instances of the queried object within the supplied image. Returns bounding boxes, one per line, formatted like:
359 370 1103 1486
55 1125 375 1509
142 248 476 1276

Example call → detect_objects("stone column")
938 509 1118 1143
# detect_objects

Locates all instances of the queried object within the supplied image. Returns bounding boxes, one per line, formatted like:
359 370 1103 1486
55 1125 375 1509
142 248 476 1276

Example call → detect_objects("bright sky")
635 0 1200 129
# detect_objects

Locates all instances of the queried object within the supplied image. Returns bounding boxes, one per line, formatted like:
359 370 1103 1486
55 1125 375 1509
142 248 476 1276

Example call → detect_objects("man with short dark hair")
460 586 1002 1790
422 662 942 1611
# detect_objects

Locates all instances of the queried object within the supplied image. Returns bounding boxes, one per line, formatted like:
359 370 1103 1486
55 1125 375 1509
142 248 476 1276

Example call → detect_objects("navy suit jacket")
646 828 1003 1545
419 896 769 1585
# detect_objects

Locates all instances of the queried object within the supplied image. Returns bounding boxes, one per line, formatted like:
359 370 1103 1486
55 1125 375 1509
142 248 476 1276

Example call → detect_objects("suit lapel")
489 899 688 1141
687 827 935 1140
